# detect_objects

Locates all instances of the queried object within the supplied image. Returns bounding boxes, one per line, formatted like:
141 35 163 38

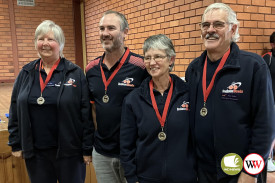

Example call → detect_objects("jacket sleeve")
8 71 23 151
120 97 139 183
80 70 94 156
262 54 271 67
249 62 275 161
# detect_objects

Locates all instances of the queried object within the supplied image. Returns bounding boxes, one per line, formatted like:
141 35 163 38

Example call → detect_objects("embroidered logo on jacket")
64 78 77 87
221 82 243 100
177 101 189 111
55 81 61 87
118 78 135 87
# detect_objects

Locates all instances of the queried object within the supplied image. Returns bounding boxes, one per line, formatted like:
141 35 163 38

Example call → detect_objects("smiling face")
201 9 236 54
144 49 174 80
99 13 128 52
36 31 60 61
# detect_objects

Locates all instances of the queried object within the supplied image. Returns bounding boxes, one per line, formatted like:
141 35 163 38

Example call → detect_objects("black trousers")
25 149 86 183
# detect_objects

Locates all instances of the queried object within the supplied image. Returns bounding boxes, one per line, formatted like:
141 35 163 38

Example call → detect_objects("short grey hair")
34 20 65 58
100 10 129 31
202 3 240 42
143 34 176 71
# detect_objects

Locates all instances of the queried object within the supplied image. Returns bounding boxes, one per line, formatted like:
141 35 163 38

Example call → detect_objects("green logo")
221 153 243 175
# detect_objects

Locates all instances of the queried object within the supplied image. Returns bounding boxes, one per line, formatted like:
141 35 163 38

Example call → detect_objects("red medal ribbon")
39 58 61 93
100 48 130 91
202 48 230 103
149 76 173 128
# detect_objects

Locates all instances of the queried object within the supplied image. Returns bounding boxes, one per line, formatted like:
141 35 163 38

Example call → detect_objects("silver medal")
37 96 45 105
102 94 109 103
158 131 166 141
200 106 208 117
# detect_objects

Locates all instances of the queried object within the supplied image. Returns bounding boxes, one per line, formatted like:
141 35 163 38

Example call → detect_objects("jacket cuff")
126 175 138 183
11 144 21 152
83 149 92 156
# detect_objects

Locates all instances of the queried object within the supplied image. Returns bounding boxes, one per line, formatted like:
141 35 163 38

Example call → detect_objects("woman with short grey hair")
120 34 197 183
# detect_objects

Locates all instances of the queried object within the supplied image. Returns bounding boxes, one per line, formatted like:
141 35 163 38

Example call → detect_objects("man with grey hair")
85 10 148 183
186 3 275 183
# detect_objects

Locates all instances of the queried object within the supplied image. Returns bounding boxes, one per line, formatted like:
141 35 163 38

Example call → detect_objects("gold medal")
200 106 208 117
102 94 109 103
158 131 166 141
37 96 45 105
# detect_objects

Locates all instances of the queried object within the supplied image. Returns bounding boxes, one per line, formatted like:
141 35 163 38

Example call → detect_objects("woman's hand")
83 155 92 165
12 150 22 158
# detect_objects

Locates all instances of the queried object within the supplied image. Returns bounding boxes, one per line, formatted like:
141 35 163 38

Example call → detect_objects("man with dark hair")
263 32 275 102
262 32 275 172
85 10 148 183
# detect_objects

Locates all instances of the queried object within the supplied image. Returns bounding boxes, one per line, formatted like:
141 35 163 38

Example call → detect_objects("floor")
0 83 275 181
0 83 12 130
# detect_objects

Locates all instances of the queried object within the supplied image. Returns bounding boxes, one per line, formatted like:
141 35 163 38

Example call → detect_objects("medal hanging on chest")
149 77 173 141
200 103 208 117
100 48 130 103
201 48 230 117
37 58 60 105
102 91 109 103
37 95 45 105
158 130 167 141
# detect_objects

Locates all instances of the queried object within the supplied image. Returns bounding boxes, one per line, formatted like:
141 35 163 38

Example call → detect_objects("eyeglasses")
199 21 228 31
144 55 167 63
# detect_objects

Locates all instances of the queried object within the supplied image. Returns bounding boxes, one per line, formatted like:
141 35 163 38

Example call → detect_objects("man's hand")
12 150 22 158
83 155 92 165
237 172 257 183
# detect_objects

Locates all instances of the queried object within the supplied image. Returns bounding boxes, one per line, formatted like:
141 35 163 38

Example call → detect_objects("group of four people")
8 2 275 183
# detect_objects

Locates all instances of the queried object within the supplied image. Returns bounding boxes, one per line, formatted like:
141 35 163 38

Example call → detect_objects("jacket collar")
192 42 241 72
139 74 188 104
22 57 77 73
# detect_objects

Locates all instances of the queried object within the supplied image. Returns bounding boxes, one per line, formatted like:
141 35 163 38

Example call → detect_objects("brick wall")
84 0 275 77
223 0 275 56
0 0 13 81
1 0 274 81
0 0 75 81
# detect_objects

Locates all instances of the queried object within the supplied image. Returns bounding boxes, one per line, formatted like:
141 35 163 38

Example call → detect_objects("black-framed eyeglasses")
144 55 167 63
199 21 228 31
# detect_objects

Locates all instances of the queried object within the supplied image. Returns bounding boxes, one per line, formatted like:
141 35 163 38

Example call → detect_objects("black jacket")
120 74 197 183
8 58 94 159
186 42 275 179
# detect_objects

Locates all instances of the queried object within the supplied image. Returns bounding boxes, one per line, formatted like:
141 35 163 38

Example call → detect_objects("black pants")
25 149 86 183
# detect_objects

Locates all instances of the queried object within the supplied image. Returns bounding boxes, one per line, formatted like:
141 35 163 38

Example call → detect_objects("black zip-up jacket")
185 42 275 180
120 74 197 183
8 58 94 159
